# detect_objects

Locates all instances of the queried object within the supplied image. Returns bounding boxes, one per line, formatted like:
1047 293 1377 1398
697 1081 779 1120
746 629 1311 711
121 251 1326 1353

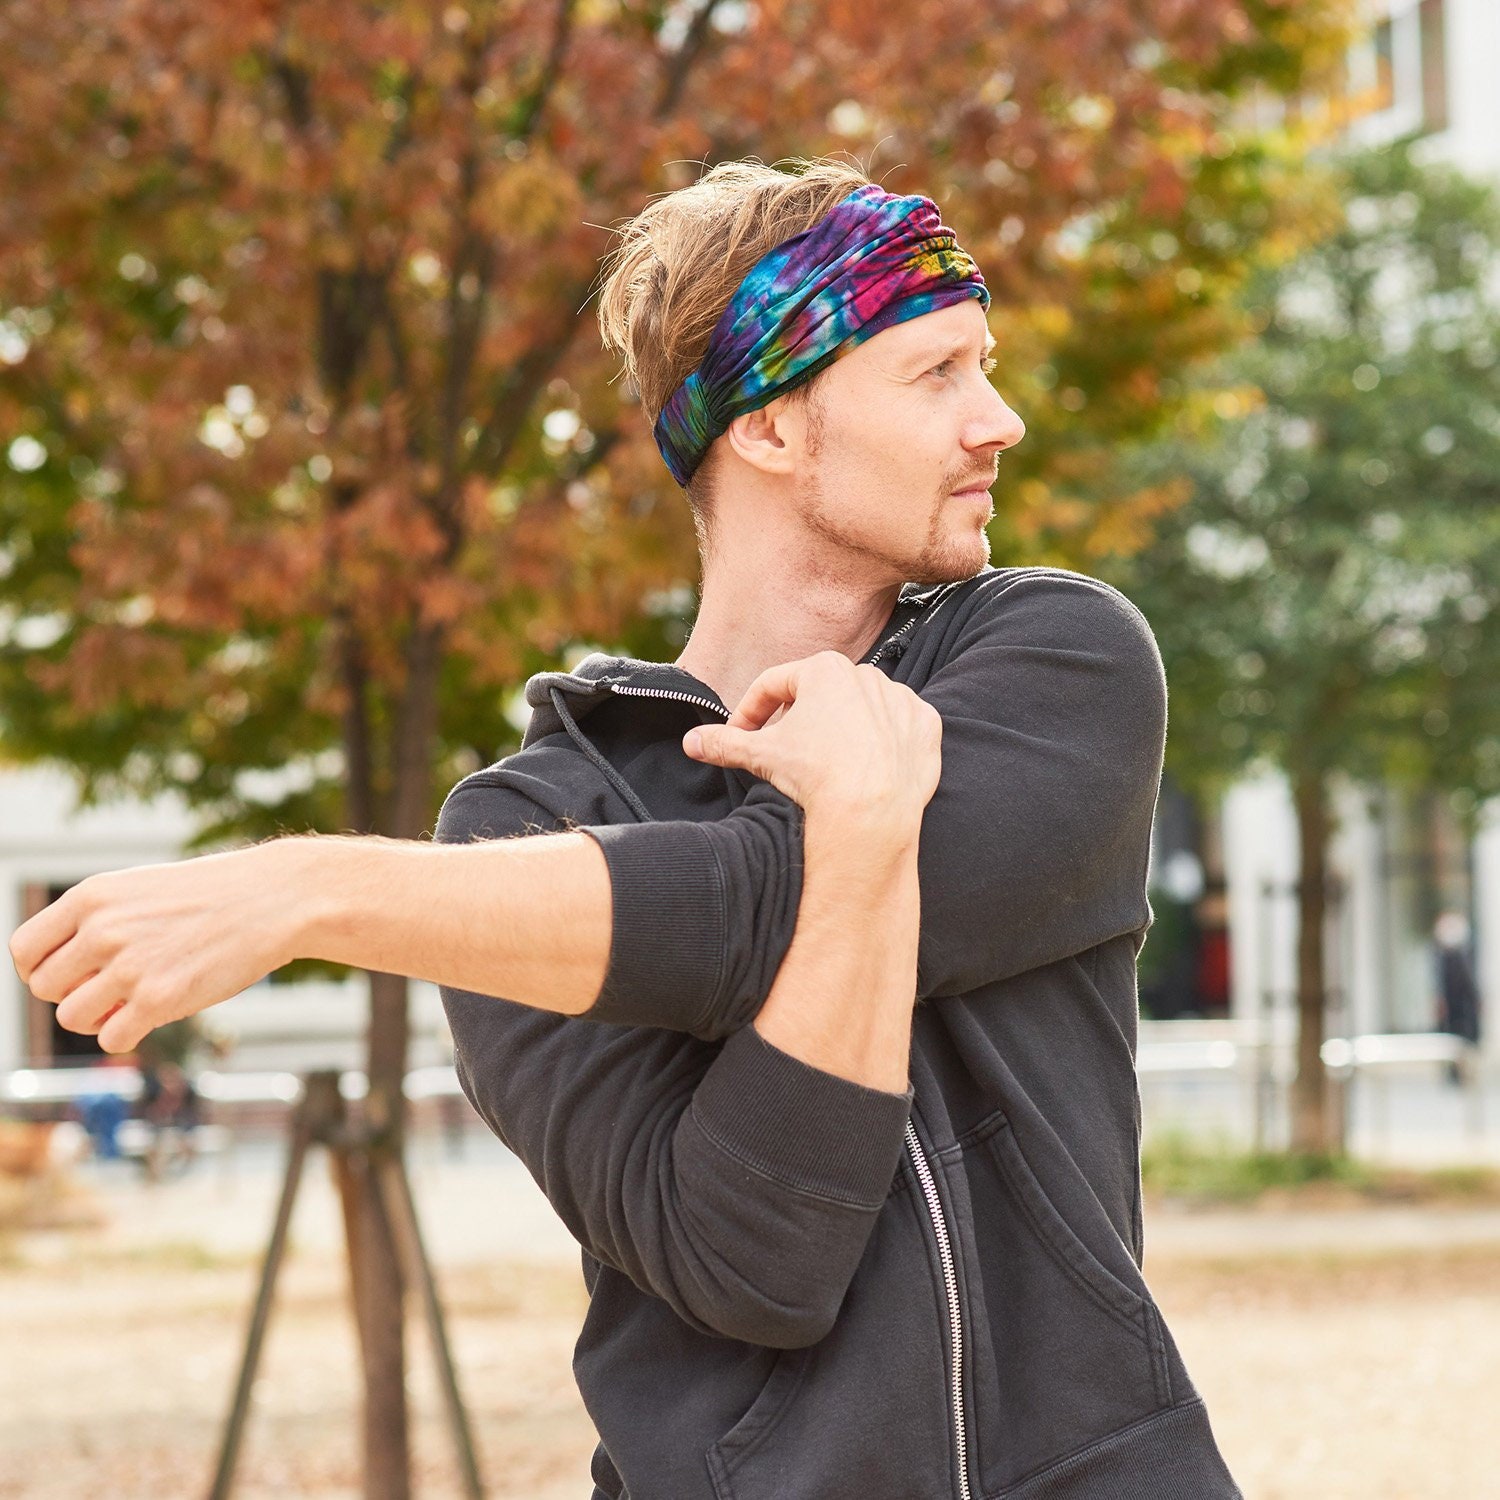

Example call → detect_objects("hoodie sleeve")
434 781 914 1350
581 570 1168 1024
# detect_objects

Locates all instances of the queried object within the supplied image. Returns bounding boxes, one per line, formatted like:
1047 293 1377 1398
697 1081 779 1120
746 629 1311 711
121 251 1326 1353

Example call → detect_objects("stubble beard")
792 454 991 588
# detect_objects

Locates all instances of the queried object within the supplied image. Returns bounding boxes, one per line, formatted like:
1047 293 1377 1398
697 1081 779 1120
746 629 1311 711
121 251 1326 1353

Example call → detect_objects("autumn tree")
0 1 1352 1492
1112 138 1500 1154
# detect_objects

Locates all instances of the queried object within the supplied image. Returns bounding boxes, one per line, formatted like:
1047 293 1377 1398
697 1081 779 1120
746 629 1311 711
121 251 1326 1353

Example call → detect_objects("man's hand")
682 650 943 829
8 841 300 1055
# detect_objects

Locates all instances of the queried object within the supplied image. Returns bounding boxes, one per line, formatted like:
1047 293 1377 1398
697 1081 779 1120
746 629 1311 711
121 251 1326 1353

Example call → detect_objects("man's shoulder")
434 737 616 844
932 565 1161 660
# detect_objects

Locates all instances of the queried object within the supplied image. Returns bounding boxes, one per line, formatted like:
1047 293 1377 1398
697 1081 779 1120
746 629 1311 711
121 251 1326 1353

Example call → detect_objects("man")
11 160 1243 1497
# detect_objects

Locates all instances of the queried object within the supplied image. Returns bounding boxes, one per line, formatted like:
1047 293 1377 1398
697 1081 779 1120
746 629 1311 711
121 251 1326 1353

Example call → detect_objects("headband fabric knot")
651 182 990 487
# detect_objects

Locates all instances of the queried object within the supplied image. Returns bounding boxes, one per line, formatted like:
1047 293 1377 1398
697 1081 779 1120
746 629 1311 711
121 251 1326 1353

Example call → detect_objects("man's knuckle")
55 994 90 1031
67 879 99 915
109 958 143 992
134 979 168 1013
88 916 127 954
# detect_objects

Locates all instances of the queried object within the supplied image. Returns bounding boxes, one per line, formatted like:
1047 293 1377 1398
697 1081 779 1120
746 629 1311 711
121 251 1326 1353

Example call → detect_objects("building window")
1419 0 1449 133
1347 17 1396 118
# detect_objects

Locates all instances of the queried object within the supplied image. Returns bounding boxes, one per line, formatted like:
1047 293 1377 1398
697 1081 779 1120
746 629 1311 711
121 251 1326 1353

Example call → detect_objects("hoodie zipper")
906 1117 972 1500
606 683 731 717
865 607 923 668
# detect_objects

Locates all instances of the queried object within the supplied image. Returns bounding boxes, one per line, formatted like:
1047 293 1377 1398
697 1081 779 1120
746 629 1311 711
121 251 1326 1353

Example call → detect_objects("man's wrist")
754 805 922 1093
803 804 922 867
263 832 347 967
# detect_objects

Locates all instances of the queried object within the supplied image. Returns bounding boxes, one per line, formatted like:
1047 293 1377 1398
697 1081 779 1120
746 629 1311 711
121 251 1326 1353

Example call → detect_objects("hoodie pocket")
944 1110 1170 1496
704 1179 954 1500
704 1346 810 1496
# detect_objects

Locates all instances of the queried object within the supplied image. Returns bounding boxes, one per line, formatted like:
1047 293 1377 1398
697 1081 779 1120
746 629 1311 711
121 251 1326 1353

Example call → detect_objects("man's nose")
988 392 1025 451
970 383 1025 454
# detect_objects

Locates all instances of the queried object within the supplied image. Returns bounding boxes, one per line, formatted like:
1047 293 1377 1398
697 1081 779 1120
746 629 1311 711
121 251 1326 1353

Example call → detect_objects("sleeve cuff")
579 820 728 1033
688 1023 914 1208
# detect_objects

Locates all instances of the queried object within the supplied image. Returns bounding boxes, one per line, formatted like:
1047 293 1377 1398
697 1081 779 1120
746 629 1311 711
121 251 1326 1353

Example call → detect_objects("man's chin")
907 533 991 586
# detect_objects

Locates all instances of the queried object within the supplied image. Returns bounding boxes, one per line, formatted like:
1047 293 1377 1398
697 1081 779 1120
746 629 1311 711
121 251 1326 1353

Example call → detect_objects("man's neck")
673 567 905 713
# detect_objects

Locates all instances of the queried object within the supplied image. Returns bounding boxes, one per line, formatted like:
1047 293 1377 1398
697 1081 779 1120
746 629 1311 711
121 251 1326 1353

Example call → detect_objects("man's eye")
931 356 999 377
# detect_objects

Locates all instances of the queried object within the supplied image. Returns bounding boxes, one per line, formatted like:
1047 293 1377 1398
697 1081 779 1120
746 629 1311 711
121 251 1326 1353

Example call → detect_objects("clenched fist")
8 841 298 1054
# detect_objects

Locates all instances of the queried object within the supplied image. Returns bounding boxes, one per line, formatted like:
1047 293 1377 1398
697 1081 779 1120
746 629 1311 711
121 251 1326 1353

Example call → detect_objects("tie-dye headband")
652 182 991 486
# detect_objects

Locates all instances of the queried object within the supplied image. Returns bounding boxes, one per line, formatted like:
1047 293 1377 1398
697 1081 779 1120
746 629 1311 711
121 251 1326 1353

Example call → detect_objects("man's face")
781 298 1025 587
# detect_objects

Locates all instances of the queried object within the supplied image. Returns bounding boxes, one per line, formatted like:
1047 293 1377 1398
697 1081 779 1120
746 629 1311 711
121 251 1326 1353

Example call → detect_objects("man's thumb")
683 724 745 766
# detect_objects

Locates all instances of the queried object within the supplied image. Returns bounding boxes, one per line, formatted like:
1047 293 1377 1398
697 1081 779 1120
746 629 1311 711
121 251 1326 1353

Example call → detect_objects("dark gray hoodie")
434 563 1243 1500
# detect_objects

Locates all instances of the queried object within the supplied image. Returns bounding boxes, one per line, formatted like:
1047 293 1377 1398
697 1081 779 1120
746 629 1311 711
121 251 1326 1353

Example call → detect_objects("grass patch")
1140 1127 1500 1206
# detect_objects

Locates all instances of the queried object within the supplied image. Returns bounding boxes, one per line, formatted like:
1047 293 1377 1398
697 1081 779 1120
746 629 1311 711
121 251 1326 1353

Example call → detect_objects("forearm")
288 830 611 1016
751 811 921 1093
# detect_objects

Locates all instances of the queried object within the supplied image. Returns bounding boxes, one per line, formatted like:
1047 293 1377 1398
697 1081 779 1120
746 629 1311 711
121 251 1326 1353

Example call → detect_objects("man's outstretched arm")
5 827 618 1054
10 652 937 1071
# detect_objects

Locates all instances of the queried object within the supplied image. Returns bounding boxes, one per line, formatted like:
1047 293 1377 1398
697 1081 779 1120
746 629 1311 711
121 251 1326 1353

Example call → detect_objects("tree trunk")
337 615 444 1500
335 1109 410 1500
1289 768 1339 1155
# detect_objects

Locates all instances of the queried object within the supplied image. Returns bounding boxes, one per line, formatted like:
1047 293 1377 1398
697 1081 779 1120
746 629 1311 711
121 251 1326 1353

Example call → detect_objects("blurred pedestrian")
1433 909 1482 1087
75 1081 129 1160
134 1016 203 1178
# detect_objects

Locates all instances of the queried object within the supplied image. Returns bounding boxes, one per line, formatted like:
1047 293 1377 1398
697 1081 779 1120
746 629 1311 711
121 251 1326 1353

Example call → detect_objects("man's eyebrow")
907 331 998 366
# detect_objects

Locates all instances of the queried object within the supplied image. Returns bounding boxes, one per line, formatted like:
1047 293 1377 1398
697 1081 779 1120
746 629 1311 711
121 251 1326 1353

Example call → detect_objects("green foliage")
1142 1127 1377 1201
1111 137 1500 817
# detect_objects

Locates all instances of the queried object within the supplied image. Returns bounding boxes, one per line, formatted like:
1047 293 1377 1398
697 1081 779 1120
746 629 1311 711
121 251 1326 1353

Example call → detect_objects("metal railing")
0 1063 466 1108
1135 1026 1487 1150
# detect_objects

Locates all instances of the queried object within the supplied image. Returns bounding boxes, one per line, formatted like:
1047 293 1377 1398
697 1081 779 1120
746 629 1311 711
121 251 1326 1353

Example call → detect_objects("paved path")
66 1132 582 1269
1143 1200 1500 1264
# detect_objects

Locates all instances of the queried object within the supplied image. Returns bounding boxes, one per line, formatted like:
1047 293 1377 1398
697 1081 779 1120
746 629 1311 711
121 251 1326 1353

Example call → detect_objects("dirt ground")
3 1196 1497 1498
0 1246 596 1500
1145 1243 1500 1500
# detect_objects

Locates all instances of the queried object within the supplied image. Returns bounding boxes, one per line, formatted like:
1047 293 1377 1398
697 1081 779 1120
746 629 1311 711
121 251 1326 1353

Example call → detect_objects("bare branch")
467 290 596 477
655 0 727 119
513 0 579 143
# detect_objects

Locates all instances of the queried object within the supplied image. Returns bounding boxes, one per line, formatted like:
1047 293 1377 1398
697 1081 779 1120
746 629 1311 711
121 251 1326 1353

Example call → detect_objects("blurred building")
1146 0 1500 1061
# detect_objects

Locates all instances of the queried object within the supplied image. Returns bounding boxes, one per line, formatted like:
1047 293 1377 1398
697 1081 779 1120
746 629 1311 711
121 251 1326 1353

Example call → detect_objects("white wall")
1223 769 1500 1061
1223 771 1390 1045
1475 801 1500 1059
1345 1 1500 179
1431 0 1500 179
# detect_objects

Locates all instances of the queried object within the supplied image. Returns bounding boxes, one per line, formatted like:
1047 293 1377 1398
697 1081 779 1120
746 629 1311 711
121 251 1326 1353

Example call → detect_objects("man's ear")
723 398 797 477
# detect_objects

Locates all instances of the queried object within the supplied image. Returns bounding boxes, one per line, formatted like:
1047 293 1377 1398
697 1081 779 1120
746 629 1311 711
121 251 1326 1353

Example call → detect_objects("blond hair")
596 155 874 555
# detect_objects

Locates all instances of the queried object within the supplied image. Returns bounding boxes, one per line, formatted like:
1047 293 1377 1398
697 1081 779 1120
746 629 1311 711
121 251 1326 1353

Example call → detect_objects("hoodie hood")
520 654 725 749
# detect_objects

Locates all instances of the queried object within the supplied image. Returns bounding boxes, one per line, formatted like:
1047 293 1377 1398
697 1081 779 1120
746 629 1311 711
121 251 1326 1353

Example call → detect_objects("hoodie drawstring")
549 687 657 824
